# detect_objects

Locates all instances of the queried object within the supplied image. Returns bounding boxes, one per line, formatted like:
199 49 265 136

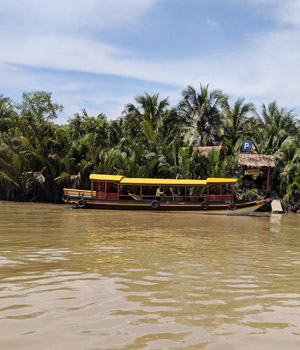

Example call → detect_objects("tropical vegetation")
1 86 300 211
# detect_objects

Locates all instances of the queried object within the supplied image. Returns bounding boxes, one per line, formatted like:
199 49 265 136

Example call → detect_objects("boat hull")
64 197 270 216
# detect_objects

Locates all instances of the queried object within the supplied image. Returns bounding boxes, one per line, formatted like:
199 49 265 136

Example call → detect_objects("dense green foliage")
1 87 300 207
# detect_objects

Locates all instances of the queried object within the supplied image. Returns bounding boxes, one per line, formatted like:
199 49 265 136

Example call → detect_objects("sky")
1 0 300 124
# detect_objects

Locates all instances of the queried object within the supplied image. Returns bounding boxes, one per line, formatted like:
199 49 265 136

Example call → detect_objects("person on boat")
156 187 164 201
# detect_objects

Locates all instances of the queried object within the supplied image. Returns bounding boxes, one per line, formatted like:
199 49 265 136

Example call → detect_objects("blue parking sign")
242 140 253 153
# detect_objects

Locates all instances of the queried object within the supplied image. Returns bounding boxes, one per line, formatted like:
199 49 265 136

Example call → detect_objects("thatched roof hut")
196 146 222 157
181 146 222 157
238 154 275 168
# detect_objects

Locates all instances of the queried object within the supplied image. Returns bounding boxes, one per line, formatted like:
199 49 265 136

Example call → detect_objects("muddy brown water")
0 201 300 349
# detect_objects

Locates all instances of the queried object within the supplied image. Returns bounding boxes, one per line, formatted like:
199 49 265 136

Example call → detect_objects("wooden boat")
62 174 270 215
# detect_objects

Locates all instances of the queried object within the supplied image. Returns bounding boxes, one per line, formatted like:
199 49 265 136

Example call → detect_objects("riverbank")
282 201 300 213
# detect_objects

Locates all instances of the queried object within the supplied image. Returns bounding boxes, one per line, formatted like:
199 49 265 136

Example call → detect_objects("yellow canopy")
89 174 237 186
207 177 237 184
89 174 124 182
119 178 207 186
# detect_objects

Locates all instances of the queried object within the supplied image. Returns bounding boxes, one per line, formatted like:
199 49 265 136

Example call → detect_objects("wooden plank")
271 200 283 213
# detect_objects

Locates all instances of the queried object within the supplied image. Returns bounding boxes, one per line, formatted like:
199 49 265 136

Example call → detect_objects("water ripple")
1 202 300 349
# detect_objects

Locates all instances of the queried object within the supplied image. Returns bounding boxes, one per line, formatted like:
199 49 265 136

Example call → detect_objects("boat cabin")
87 174 237 203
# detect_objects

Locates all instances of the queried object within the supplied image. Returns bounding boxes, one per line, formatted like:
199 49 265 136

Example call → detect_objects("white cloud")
242 0 300 27
0 63 39 89
1 0 300 121
0 0 158 31
2 24 300 117
205 16 220 29
274 0 300 27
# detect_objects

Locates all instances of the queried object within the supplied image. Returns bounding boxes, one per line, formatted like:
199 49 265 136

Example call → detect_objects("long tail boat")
62 174 270 215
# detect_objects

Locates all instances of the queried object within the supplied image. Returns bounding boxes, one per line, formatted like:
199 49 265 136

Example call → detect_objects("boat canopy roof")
120 178 207 186
89 174 237 186
89 174 125 182
207 177 237 184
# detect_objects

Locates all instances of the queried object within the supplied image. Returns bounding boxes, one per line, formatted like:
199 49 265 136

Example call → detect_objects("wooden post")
91 181 94 198
207 185 210 195
105 182 107 199
220 184 222 195
266 167 270 191
96 182 101 199
117 184 120 200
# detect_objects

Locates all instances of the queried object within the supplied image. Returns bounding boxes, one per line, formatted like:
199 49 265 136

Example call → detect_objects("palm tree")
124 93 169 129
275 138 300 201
122 93 170 142
0 95 18 133
0 134 48 201
121 93 183 175
220 138 243 178
114 139 159 178
178 84 227 146
254 102 298 154
222 97 256 145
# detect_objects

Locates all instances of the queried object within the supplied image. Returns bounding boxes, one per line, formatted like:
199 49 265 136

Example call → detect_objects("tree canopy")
0 87 299 208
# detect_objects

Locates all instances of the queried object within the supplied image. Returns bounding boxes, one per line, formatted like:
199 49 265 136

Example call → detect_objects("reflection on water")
0 201 300 349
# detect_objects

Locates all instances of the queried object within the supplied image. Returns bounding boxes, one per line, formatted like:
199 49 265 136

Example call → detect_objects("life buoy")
62 194 69 202
151 200 159 209
228 202 236 211
78 199 85 208
201 201 209 210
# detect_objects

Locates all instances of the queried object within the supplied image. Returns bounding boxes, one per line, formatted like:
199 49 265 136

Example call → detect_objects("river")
0 201 300 349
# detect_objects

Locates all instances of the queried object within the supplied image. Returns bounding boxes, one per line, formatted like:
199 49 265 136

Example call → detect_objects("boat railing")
63 189 233 202
205 195 233 202
119 194 233 202
161 194 233 202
